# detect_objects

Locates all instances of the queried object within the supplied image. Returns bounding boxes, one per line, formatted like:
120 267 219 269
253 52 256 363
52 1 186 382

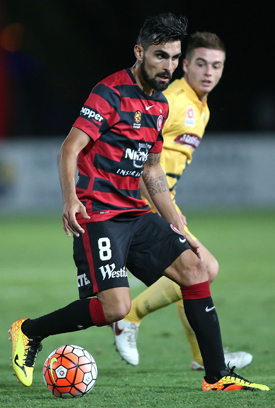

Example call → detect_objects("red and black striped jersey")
73 68 169 223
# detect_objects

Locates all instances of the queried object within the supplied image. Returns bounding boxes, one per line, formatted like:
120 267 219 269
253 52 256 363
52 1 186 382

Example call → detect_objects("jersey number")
98 238 112 261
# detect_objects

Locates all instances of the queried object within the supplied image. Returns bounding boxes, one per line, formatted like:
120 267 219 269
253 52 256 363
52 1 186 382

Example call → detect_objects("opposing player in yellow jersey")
112 32 253 372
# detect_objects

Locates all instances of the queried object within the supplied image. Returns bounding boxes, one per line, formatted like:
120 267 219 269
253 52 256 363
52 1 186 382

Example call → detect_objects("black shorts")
73 212 191 298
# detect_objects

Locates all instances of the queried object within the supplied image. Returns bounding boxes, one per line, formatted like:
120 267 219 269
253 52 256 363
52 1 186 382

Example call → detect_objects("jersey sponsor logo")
185 106 195 126
99 263 127 280
116 168 143 177
125 148 148 165
77 273 91 287
157 114 164 131
179 237 186 243
80 106 104 122
133 110 142 129
116 142 152 177
170 224 182 235
174 133 201 149
125 142 151 168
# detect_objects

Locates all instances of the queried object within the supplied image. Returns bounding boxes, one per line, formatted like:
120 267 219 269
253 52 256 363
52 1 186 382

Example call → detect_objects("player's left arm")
139 177 159 214
142 153 201 258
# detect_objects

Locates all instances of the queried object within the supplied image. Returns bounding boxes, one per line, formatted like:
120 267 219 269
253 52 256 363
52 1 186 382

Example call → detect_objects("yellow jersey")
142 77 210 239
141 77 210 240
160 77 210 211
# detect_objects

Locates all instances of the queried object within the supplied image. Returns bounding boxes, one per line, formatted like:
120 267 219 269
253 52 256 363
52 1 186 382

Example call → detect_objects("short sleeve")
73 83 121 141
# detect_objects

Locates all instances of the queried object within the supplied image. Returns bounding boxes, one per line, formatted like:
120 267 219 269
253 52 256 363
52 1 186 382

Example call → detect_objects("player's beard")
140 59 172 91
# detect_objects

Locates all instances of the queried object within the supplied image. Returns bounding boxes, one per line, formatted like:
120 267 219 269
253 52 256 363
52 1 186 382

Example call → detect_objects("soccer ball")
43 345 98 398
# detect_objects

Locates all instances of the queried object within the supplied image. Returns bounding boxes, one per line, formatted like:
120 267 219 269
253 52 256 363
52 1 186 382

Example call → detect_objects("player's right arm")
58 127 91 237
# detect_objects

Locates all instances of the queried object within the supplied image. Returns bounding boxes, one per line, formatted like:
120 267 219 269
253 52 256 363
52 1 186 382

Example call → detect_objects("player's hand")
182 230 203 261
178 212 187 226
62 198 90 237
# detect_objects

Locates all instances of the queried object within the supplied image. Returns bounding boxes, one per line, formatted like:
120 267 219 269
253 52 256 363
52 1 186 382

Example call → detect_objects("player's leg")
21 287 130 338
112 213 186 364
164 248 225 383
97 287 131 322
176 241 253 370
177 239 218 368
9 218 133 387
198 240 219 282
164 251 267 390
114 235 252 370
112 234 218 365
112 277 181 365
176 300 204 367
10 288 130 387
125 276 181 325
127 213 220 380
127 214 268 390
124 236 218 323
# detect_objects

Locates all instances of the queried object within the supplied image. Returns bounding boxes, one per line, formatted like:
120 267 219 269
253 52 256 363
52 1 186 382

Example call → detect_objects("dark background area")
1 0 274 137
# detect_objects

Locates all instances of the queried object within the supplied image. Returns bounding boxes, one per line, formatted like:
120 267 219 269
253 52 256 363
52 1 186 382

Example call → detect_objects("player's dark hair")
137 12 188 50
185 32 226 60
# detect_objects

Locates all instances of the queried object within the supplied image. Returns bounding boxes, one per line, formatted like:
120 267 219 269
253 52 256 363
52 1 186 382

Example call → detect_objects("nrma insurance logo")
124 142 152 168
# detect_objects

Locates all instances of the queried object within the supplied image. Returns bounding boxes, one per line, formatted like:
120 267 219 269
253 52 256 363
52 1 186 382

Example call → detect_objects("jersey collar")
180 77 208 109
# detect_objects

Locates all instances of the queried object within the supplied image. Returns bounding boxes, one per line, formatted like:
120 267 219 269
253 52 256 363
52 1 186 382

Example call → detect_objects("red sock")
181 280 211 300
89 298 108 327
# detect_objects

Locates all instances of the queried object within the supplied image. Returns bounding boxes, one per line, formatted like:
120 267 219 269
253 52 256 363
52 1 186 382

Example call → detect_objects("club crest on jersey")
170 224 181 235
185 106 195 126
133 110 142 129
157 114 164 131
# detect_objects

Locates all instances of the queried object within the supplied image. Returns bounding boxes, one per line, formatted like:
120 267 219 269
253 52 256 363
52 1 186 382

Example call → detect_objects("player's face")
140 41 182 91
183 48 225 100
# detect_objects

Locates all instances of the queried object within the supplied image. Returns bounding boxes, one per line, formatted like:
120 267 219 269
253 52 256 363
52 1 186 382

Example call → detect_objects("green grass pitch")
0 211 275 407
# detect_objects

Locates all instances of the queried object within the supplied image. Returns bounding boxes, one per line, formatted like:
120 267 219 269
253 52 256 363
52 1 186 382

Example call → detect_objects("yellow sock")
177 300 203 366
125 276 182 325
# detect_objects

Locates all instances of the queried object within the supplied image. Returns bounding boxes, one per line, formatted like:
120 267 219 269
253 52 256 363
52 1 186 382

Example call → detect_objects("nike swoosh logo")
50 357 58 384
145 105 154 111
205 306 215 312
113 322 124 336
179 238 186 243
14 354 27 377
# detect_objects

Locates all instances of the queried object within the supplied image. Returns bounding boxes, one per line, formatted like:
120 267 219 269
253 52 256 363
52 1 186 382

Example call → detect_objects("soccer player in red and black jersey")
10 13 269 392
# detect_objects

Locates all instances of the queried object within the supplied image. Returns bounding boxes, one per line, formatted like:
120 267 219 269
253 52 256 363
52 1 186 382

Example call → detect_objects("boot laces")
225 364 252 385
24 339 42 367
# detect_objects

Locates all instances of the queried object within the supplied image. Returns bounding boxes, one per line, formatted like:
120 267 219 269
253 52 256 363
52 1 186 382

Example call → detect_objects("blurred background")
0 0 274 213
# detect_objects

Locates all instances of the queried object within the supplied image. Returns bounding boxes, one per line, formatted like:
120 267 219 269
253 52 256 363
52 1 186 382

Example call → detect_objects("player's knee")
176 254 208 287
207 257 219 283
186 259 208 286
105 300 131 323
